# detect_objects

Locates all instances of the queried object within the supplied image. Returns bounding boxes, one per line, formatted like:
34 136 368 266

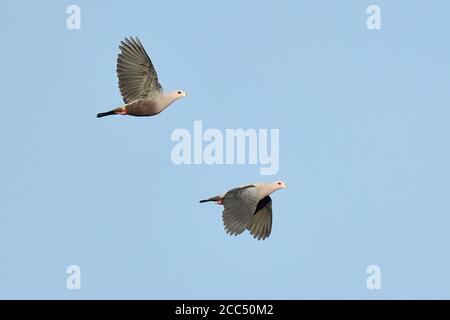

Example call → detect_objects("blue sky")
1 0 450 299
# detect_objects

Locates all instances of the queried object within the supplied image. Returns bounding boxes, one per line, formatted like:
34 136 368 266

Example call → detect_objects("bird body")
200 181 287 240
97 36 186 118
121 99 163 117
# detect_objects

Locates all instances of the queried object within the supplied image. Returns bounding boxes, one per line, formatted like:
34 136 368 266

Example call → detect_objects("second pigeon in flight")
200 181 287 240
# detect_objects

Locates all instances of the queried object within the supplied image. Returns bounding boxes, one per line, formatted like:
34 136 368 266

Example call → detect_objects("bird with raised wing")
97 36 187 118
200 181 287 240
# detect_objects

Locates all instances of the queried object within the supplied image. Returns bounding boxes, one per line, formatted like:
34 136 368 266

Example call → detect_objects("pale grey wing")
116 37 163 104
222 185 259 236
247 196 273 241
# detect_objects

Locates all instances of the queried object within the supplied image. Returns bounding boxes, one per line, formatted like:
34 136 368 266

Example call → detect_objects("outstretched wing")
222 185 259 236
247 196 273 240
116 37 163 103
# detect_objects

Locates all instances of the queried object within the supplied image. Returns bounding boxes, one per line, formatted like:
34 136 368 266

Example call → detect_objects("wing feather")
116 36 163 103
222 185 259 236
247 196 273 240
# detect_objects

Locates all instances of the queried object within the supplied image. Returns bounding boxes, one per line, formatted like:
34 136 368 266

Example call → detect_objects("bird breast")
125 99 164 117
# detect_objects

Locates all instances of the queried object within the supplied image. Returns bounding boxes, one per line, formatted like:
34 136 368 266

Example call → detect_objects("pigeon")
97 36 187 118
200 181 287 240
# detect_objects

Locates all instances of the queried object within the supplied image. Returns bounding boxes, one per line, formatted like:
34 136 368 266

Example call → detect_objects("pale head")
274 180 288 190
163 90 188 107
257 180 288 199
173 90 188 98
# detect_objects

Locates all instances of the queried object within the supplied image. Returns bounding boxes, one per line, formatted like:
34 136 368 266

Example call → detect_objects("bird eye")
277 182 282 185
177 91 182 94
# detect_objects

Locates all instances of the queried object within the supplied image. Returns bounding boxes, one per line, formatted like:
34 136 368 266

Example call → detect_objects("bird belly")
125 100 161 117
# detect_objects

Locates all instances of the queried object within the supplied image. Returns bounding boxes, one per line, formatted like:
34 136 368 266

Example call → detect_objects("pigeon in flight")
200 181 287 240
97 36 187 118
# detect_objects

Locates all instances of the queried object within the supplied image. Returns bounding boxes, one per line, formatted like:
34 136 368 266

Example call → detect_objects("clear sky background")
1 0 449 299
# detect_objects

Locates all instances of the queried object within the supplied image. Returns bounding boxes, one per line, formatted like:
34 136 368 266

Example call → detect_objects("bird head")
274 180 288 190
174 90 188 98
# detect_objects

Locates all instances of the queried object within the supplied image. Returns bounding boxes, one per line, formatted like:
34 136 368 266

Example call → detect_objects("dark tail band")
97 110 116 118
199 196 222 203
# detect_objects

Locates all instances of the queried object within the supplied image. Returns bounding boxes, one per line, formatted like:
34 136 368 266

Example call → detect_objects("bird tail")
199 196 222 203
96 110 117 118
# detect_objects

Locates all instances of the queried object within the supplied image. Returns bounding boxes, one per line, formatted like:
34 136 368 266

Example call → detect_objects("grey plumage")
117 37 162 103
200 181 287 241
247 196 273 240
222 186 260 236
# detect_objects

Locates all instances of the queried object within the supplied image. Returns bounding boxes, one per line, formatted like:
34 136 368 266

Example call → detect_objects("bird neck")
258 183 278 199
161 92 180 108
